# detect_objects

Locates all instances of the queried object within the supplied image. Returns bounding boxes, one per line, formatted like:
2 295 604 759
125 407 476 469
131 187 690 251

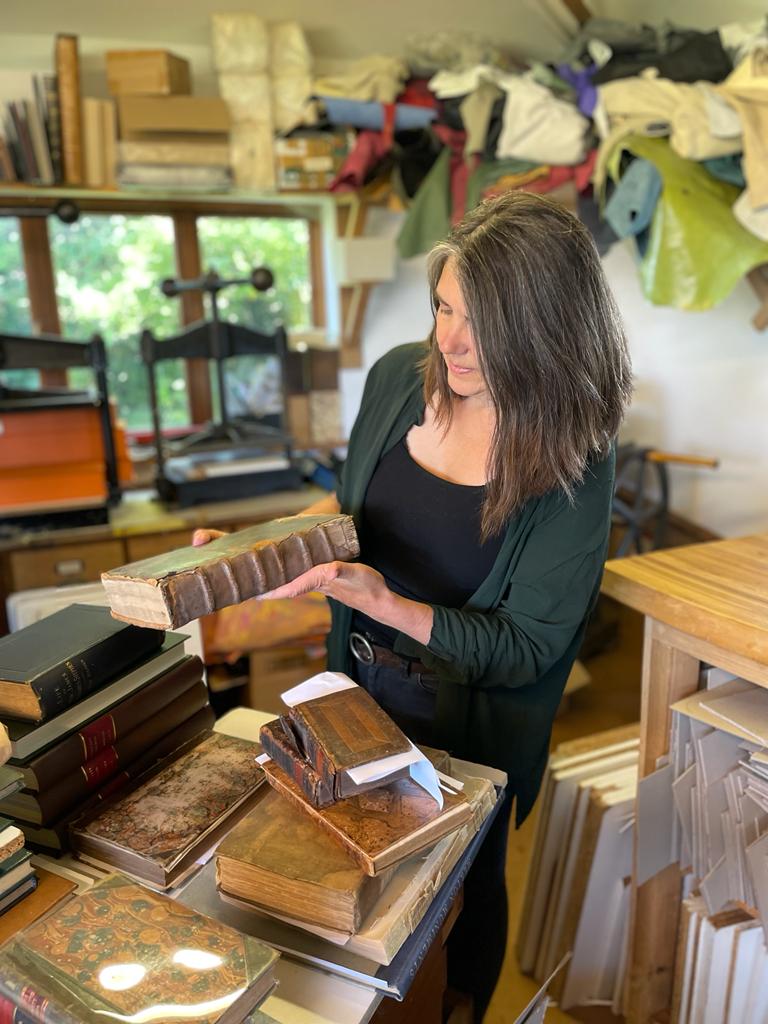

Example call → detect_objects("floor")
484 599 645 1024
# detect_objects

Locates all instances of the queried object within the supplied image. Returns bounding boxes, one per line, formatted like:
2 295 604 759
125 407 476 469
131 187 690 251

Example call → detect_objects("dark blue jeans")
353 658 513 1023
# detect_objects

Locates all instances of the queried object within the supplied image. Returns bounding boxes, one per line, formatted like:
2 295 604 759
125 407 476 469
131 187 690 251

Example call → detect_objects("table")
601 533 768 1024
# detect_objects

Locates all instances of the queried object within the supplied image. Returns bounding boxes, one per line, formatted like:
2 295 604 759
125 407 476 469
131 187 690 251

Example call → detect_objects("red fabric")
433 123 480 225
522 149 597 196
329 131 392 192
397 77 438 109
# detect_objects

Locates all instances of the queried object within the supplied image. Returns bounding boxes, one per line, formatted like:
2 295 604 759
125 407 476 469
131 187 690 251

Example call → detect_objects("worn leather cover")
0 873 278 1024
102 513 359 628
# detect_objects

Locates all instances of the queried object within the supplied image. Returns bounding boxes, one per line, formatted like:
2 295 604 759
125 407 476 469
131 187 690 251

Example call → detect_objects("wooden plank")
559 0 592 24
308 217 326 330
602 534 768 664
18 216 66 387
626 618 699 1024
172 211 212 425
651 619 768 689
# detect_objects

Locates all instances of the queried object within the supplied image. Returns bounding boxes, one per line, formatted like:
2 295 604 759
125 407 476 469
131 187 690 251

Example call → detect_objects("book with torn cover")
101 513 359 629
259 684 412 807
261 756 472 876
0 873 278 1024
71 731 264 888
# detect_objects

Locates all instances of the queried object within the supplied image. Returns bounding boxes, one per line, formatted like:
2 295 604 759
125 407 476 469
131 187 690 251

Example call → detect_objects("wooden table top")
602 533 768 664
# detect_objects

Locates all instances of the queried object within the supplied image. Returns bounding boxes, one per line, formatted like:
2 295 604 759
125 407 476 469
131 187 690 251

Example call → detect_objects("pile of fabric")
297 18 768 312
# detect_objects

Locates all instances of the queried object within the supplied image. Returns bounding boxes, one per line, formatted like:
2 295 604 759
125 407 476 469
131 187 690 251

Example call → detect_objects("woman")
195 190 632 1020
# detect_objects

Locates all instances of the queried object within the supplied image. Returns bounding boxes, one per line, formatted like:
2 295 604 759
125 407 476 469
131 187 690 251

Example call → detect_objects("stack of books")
516 723 640 1013
0 766 36 917
0 873 279 1023
0 604 212 851
213 675 497 965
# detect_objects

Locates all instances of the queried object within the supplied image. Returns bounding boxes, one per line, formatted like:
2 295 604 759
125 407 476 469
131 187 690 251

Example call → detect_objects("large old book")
19 703 215 853
260 685 411 807
0 873 279 1024
0 604 164 721
5 633 186 762
71 731 265 887
102 513 359 629
0 819 25 864
1 679 210 825
54 33 83 185
217 787 392 933
14 654 203 789
261 756 472 876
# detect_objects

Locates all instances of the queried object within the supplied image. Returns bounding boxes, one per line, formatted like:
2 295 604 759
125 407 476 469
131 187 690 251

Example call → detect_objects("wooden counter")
0 486 324 634
601 532 768 1023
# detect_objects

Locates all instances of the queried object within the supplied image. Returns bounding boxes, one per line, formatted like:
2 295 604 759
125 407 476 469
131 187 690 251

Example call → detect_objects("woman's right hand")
192 528 227 547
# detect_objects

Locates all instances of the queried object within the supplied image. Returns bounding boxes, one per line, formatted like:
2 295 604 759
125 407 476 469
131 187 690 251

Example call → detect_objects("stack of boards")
516 723 640 1013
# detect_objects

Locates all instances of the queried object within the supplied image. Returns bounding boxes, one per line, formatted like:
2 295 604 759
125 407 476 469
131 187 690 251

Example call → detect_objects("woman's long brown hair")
423 190 632 541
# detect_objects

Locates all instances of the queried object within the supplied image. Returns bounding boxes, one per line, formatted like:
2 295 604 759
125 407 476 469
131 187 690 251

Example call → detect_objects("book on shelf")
0 850 34 902
54 33 83 185
4 631 187 762
82 96 104 189
0 679 210 825
14 653 203 789
18 702 215 853
24 97 54 185
101 513 359 629
42 72 62 183
71 730 265 888
8 101 37 182
259 681 412 807
0 603 164 721
0 135 16 181
261 754 472 876
0 873 279 1024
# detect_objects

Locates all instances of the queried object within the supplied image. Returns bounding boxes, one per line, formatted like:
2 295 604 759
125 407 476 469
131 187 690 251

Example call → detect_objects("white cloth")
313 56 408 104
270 21 312 76
733 189 768 241
718 48 768 207
218 73 271 125
211 12 269 73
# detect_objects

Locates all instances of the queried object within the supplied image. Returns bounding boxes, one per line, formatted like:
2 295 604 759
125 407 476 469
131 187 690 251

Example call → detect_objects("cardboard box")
106 50 191 96
117 96 231 139
274 131 353 191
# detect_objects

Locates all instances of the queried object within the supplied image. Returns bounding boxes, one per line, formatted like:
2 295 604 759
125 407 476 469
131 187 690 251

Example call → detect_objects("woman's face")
434 260 488 403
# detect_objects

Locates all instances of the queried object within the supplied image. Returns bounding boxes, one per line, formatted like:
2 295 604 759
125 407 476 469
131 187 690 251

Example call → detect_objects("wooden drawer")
9 540 125 591
125 530 191 563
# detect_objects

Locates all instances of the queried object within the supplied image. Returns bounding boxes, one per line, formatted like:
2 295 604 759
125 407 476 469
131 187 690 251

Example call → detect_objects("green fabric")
396 148 451 259
465 158 541 213
619 136 768 311
327 343 615 825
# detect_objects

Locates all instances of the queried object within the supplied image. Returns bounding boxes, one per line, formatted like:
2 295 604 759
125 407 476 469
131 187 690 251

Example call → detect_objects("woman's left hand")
259 561 433 645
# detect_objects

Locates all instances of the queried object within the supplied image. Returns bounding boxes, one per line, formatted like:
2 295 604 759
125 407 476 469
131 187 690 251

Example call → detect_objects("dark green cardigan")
326 343 615 825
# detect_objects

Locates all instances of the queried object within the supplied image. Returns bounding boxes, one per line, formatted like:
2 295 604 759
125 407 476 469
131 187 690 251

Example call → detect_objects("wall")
345 214 768 539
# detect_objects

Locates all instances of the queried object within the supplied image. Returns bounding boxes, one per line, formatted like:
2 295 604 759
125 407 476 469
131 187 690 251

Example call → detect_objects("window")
197 216 311 421
49 213 188 432
0 217 36 390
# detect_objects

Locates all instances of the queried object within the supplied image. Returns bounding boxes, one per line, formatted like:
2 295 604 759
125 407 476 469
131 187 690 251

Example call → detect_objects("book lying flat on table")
1 679 210 825
261 756 472 876
5 632 187 762
14 654 203 790
101 512 360 629
0 604 164 720
71 731 265 888
0 873 279 1024
259 684 412 807
19 703 215 853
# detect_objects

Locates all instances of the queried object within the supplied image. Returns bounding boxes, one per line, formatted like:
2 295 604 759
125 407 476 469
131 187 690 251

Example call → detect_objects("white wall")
346 220 768 539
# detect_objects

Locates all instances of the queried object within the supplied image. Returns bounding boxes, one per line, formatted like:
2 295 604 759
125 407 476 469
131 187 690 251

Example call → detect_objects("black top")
353 438 504 646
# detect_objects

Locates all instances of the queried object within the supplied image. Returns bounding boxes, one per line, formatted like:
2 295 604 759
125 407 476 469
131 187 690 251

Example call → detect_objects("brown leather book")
101 513 359 629
0 679 210 825
17 655 204 791
261 757 472 876
71 731 265 888
54 34 83 185
216 787 392 933
259 690 412 807
0 867 76 947
18 704 215 853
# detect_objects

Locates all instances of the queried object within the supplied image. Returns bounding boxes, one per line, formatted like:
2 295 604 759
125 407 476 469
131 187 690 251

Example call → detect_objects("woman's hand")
191 528 227 547
260 561 434 646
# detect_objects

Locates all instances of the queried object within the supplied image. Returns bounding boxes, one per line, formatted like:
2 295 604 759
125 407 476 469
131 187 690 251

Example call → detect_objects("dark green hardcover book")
0 604 163 722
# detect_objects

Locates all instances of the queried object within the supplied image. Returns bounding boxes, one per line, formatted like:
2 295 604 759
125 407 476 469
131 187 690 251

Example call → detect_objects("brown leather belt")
349 631 436 678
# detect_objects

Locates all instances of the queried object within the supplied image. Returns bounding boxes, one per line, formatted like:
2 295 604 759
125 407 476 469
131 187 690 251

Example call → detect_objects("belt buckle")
349 631 375 665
